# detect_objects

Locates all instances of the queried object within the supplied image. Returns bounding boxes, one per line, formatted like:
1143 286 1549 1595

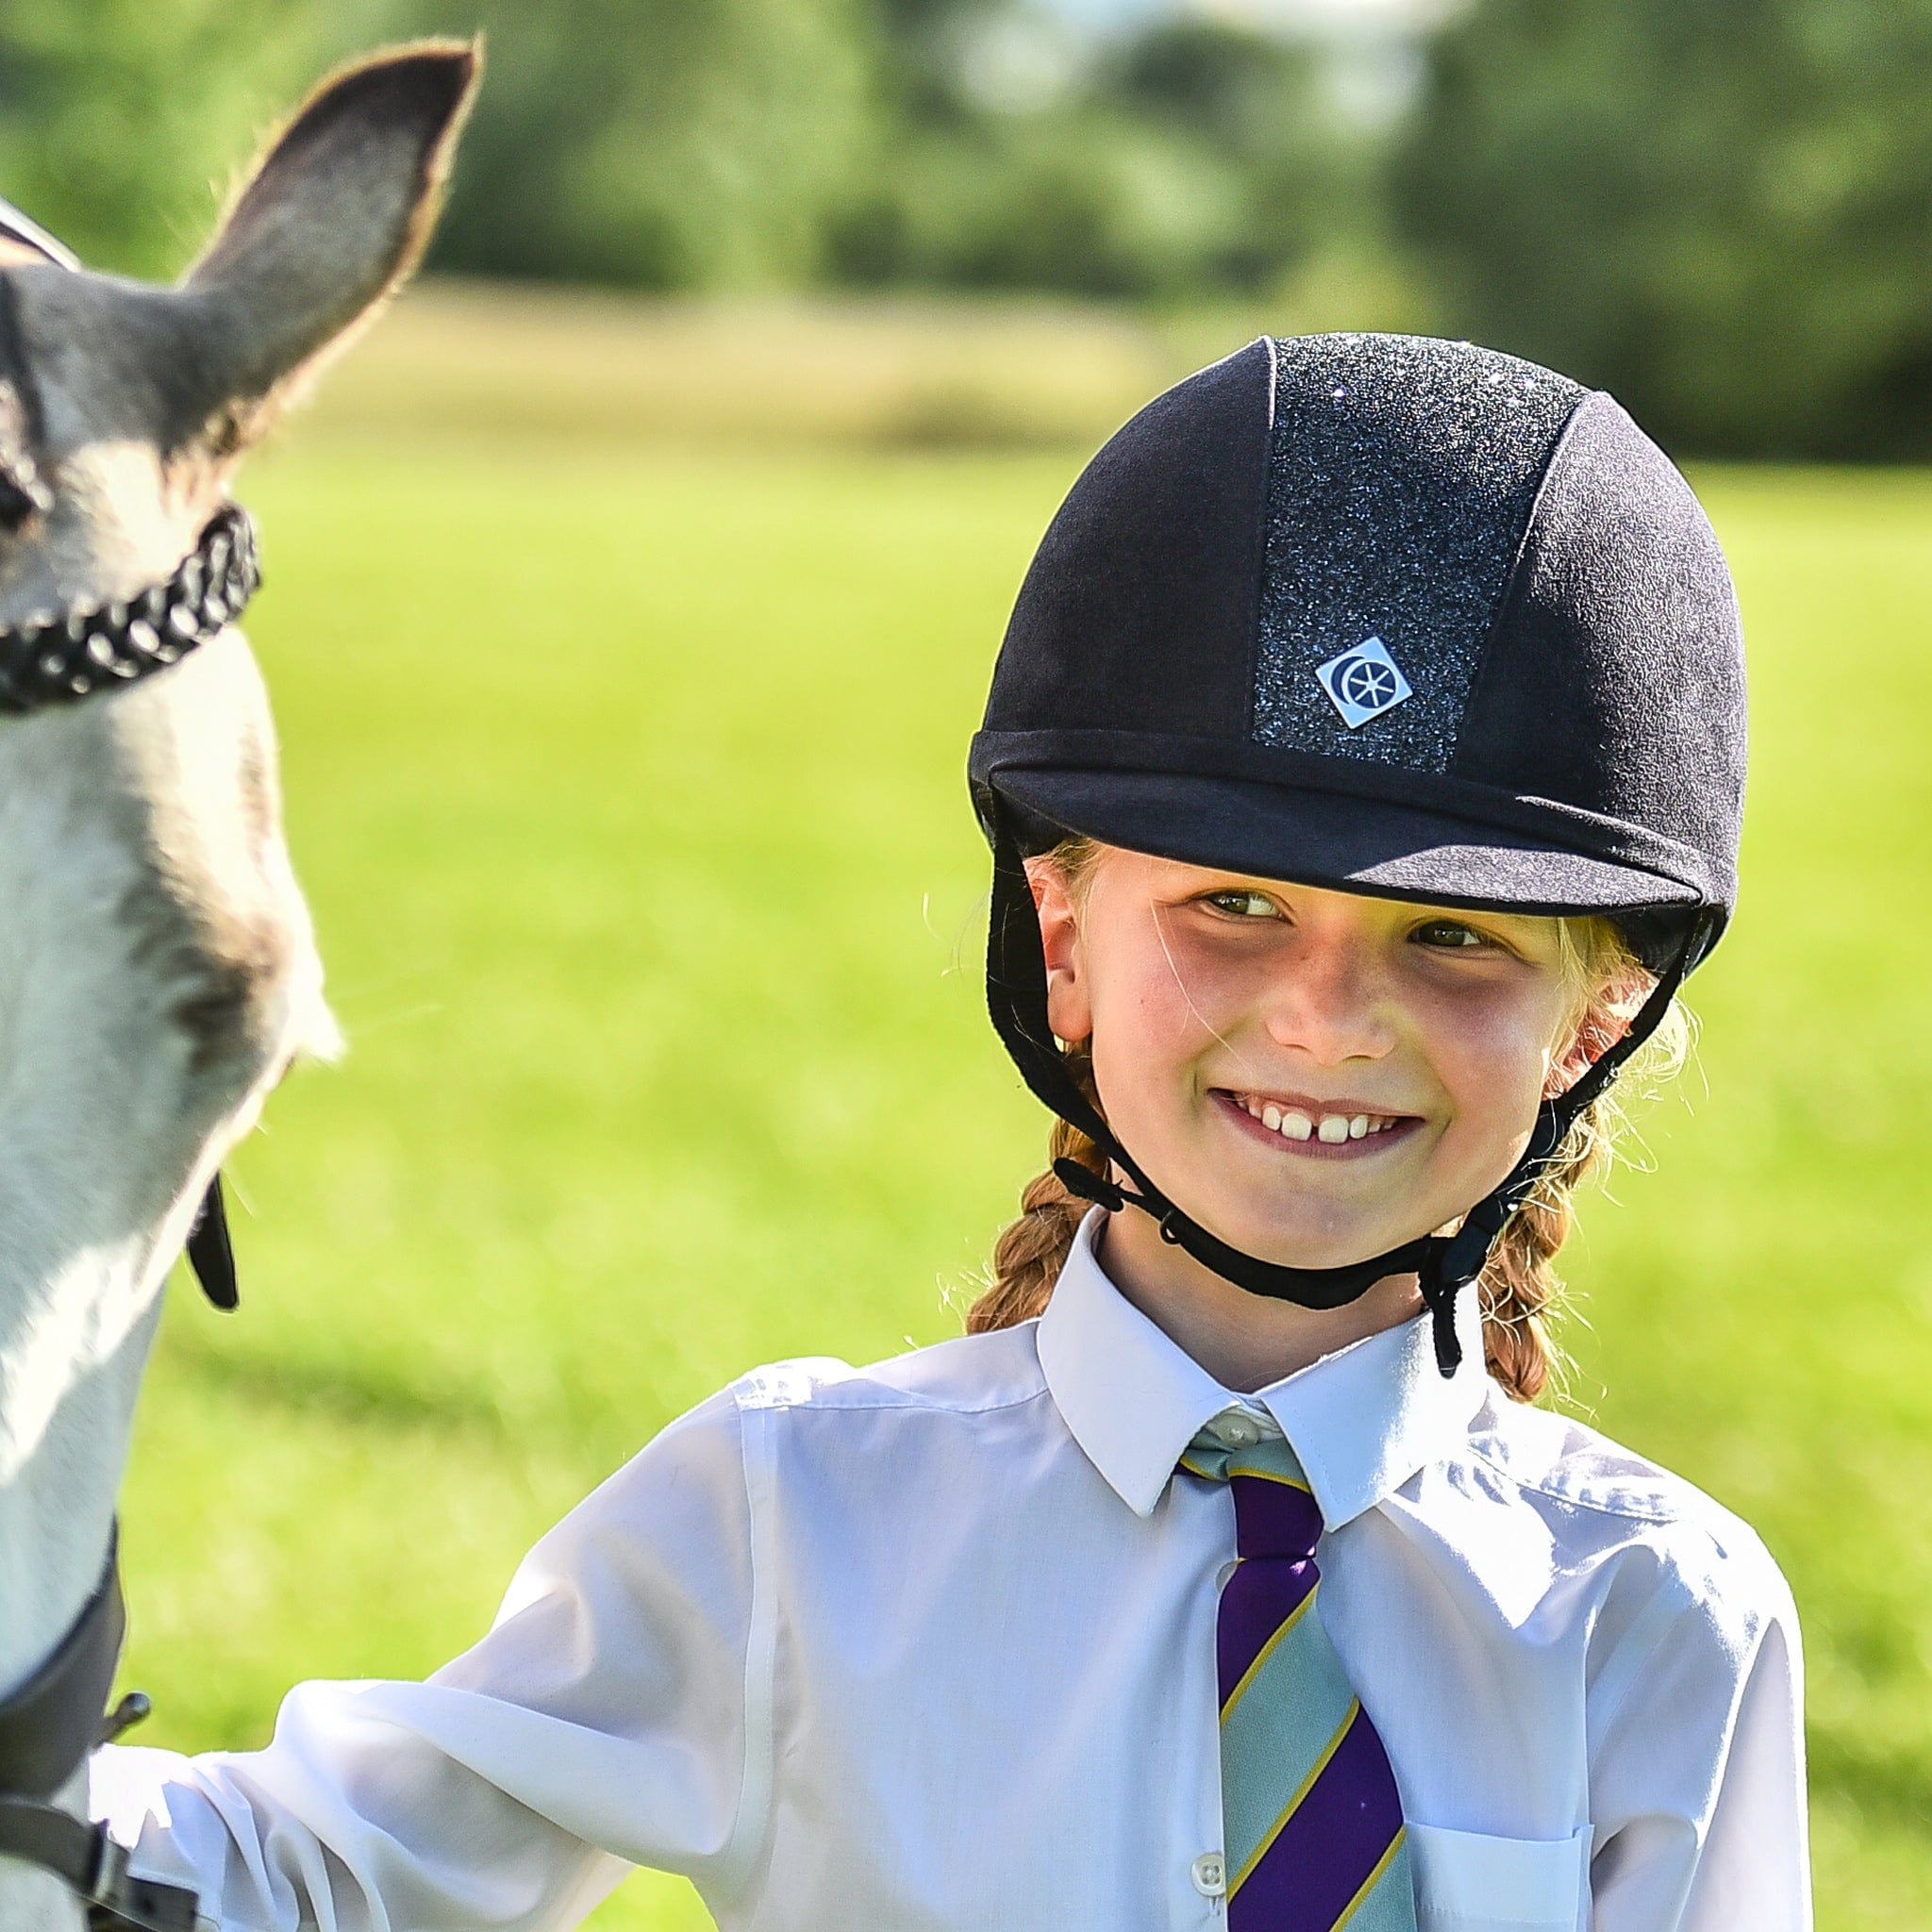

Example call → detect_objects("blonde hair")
964 839 1687 1403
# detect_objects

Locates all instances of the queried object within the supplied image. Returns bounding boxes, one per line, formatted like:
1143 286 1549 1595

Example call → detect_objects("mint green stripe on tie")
1220 1590 1360 1887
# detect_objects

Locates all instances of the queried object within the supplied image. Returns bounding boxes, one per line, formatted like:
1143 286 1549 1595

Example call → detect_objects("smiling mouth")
1211 1088 1423 1153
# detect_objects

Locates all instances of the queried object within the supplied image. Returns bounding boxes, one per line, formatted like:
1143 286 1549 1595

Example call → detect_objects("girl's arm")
1585 1524 1809 1931
90 1388 761 1932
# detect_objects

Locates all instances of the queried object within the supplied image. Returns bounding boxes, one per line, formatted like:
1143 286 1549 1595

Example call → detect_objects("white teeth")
1234 1094 1403 1142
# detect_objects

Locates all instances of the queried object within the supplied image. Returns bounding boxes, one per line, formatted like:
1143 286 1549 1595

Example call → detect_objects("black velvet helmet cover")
971 334 1746 971
968 334 1747 1370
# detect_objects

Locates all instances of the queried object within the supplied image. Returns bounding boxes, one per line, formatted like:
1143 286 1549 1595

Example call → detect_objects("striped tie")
1180 1424 1416 1931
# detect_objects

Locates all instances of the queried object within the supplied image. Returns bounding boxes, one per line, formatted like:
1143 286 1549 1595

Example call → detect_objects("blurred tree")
384 0 870 289
0 0 366 278
1397 0 1932 457
1107 16 1374 291
831 6 1374 298
0 0 1403 317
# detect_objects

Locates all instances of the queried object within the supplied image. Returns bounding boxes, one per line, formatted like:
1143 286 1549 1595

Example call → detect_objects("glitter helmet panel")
1251 335 1582 770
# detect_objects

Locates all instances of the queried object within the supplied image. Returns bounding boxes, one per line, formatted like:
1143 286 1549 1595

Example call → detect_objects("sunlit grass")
114 297 1932 1928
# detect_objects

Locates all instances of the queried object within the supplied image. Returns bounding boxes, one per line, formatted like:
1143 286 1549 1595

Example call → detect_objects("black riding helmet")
968 333 1746 1376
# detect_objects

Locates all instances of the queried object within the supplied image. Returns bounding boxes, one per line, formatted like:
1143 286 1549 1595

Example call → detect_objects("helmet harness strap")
986 805 1707 1377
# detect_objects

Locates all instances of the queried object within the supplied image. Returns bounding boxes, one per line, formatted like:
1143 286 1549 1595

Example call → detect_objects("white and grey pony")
0 42 477 1932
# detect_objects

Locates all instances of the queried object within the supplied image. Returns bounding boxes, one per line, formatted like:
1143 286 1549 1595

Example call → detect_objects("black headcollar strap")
987 807 1707 1378
0 501 259 717
0 1535 198 1929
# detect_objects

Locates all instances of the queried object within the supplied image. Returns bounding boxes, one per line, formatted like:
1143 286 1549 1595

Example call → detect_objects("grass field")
112 289 1932 1928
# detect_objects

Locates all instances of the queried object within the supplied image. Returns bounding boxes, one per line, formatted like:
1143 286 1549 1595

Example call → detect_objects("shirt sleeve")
1584 1521 1811 1932
90 1386 759 1932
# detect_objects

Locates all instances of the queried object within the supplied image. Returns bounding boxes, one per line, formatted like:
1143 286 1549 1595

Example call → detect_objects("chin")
1184 1197 1410 1274
1248 1225 1408 1274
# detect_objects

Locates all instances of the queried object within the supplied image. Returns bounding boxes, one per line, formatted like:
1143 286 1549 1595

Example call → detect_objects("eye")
0 382 47 534
0 464 46 533
1202 889 1281 920
1411 917 1492 951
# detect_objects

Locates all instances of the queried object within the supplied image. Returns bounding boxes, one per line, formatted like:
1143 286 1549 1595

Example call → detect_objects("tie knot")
1180 1424 1323 1561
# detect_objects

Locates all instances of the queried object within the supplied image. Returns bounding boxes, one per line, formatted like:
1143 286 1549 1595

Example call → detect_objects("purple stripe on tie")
1217 1558 1317 1706
1228 1473 1323 1561
1230 1705 1406 1932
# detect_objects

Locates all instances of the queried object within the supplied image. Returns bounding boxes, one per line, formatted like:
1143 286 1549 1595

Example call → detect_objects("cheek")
1081 923 1248 1122
1087 924 1247 1061
1425 983 1568 1134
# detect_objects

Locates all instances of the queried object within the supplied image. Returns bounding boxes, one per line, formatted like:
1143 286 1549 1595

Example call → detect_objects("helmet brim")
987 766 1712 972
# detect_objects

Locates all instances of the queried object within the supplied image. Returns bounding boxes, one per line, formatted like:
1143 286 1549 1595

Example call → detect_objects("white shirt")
94 1209 1809 1932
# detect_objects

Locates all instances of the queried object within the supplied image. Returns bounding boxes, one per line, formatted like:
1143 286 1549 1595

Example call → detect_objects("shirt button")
1191 1852 1227 1897
1212 1412 1259 1449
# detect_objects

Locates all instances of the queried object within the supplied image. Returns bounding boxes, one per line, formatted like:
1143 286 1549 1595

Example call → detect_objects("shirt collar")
1035 1208 1490 1526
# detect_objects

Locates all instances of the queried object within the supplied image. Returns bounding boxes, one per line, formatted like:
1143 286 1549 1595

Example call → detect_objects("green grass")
111 299 1932 1928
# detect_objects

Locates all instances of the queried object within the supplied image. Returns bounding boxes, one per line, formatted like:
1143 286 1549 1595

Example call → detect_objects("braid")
1476 922 1690 1403
966 1047 1105 1334
1474 1102 1604 1403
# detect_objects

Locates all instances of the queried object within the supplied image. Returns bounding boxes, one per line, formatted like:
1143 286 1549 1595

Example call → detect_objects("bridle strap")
0 1800 198 1931
987 803 1709 1374
0 1539 123 1798
0 501 259 718
0 1535 200 1927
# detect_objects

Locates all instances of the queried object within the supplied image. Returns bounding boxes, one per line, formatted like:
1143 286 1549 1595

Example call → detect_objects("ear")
1545 969 1648 1098
182 40 480 447
1027 856 1093 1046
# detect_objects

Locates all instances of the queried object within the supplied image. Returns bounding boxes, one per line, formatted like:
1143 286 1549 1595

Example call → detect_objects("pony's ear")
182 40 480 448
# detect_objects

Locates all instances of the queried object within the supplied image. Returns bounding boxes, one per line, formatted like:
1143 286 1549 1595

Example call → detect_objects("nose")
1259 922 1398 1067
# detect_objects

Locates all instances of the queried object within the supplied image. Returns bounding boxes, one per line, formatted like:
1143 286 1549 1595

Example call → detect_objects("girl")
95 333 1807 1931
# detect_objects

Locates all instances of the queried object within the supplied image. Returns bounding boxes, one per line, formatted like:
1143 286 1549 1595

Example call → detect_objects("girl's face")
1034 846 1601 1272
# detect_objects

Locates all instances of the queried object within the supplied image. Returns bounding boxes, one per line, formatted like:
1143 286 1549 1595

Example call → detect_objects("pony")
0 43 478 1930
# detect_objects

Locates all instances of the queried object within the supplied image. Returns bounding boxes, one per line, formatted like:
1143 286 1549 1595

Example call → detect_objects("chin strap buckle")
1050 1158 1189 1250
1052 1157 1126 1214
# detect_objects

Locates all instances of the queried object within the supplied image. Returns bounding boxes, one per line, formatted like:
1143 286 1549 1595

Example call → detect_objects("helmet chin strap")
986 808 1707 1376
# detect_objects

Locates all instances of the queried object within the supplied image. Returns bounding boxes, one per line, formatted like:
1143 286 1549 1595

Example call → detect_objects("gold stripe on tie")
1223 1463 1313 1492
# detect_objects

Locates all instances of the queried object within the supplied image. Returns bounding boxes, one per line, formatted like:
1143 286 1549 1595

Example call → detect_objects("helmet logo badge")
1315 636 1413 729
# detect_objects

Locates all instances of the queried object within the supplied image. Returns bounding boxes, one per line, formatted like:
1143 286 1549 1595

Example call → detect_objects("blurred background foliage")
19 0 1932 455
